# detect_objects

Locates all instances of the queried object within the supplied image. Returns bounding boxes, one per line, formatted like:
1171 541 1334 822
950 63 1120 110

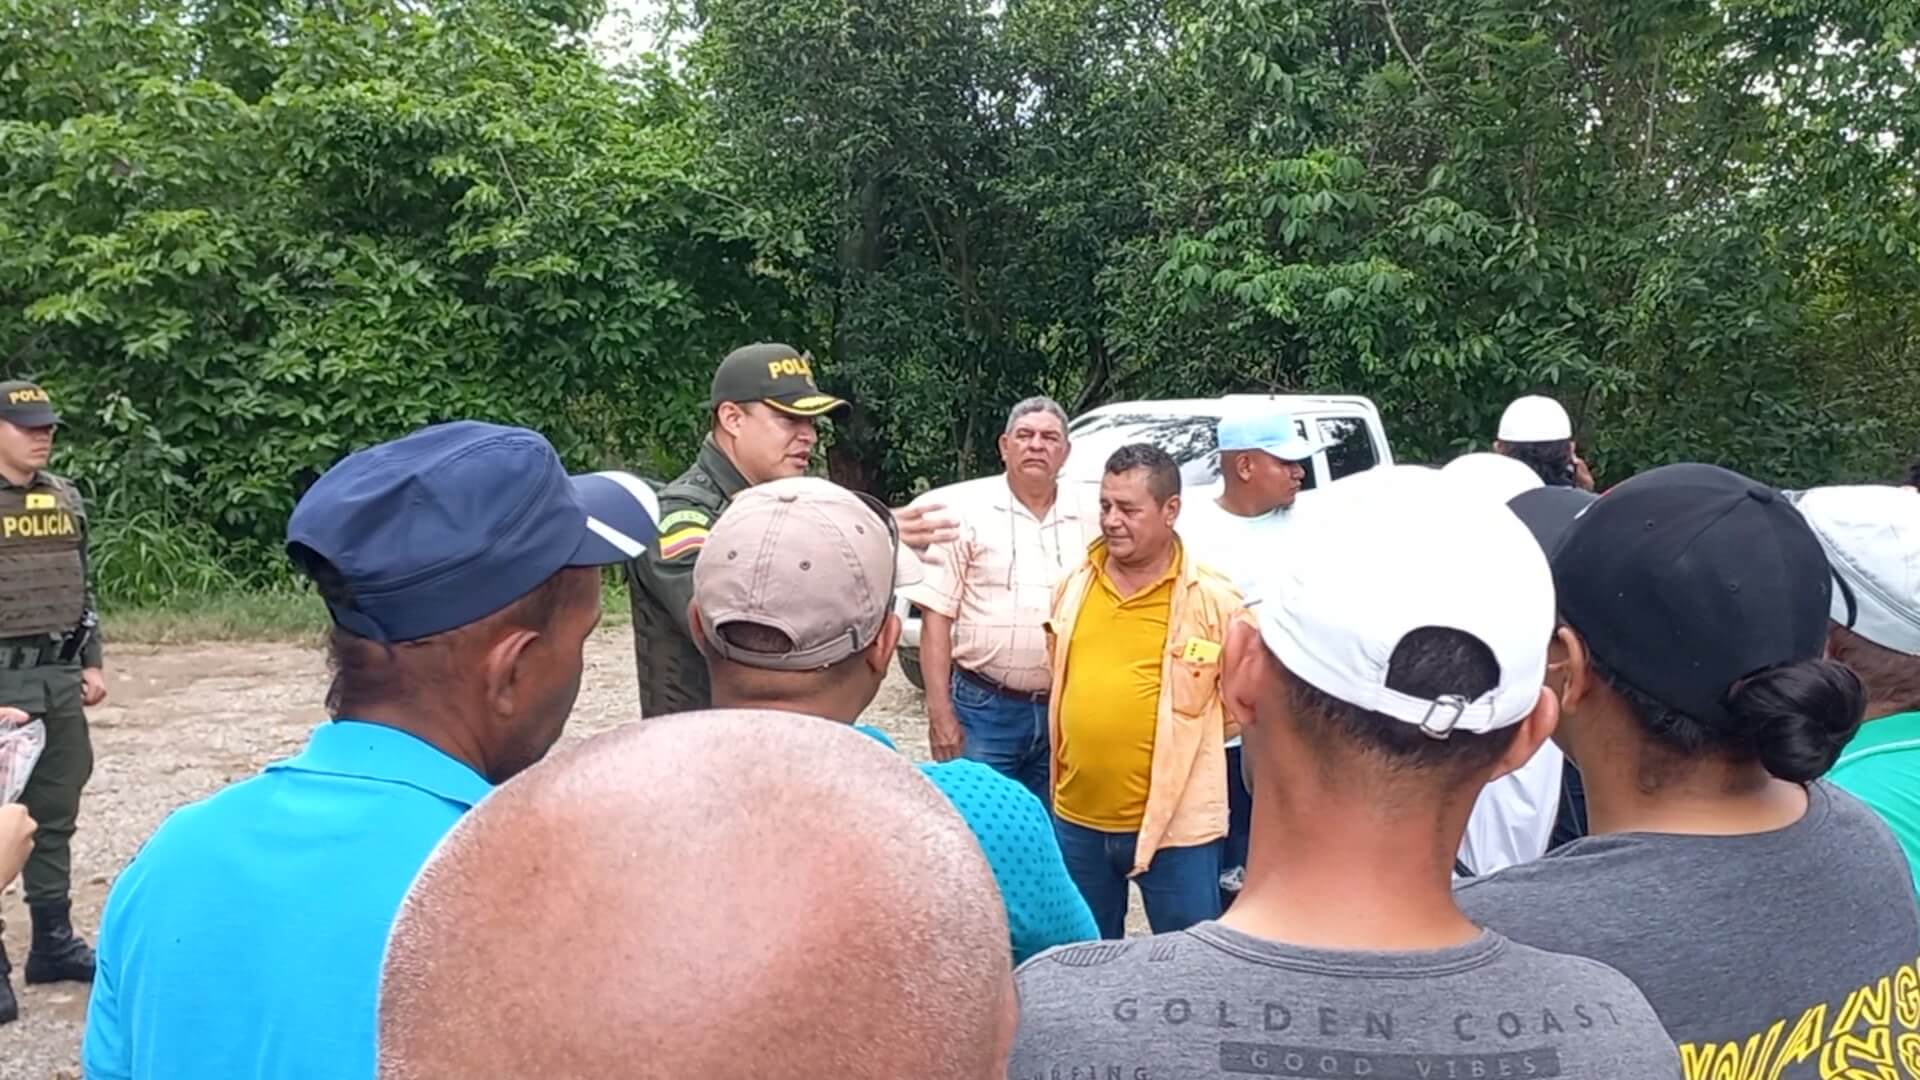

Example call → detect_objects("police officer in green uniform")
627 344 852 715
0 380 103 1025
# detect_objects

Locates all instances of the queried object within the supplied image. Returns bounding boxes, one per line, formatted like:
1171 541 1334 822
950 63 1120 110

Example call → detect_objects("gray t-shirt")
1457 781 1920 1077
1012 923 1681 1078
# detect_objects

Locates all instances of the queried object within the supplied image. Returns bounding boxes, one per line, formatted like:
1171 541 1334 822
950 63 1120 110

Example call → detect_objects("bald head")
378 710 1014 1079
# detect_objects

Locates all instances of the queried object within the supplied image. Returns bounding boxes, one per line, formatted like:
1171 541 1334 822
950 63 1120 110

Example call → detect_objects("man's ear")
1485 686 1559 783
866 612 903 676
1543 626 1573 694
1221 619 1268 735
1165 493 1182 526
1546 628 1571 669
482 627 542 719
715 402 745 438
1554 625 1595 713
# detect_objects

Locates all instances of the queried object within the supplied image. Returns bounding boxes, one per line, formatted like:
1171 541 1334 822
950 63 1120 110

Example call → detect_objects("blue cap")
287 422 659 642
1216 413 1326 462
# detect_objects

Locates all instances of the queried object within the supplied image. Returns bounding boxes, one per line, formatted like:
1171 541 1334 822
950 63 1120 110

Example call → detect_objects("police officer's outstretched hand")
0 802 35 888
82 667 107 707
894 503 960 557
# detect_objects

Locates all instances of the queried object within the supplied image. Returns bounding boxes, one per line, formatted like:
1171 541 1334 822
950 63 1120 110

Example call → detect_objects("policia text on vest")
0 378 104 1025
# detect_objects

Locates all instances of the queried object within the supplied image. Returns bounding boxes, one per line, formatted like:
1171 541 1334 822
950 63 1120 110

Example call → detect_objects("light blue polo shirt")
83 720 492 1080
855 724 1097 963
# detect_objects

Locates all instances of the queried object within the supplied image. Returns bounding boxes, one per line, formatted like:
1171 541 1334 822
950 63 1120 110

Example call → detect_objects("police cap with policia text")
710 344 851 419
0 381 61 428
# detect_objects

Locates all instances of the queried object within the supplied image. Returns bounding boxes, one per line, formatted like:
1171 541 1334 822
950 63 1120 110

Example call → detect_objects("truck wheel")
897 646 925 691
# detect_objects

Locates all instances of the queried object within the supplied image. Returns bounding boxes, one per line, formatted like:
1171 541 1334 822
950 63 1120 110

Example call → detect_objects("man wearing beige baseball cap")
688 477 1097 963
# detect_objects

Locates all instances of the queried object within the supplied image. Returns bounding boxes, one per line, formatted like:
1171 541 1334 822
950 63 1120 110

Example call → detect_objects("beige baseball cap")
693 477 921 671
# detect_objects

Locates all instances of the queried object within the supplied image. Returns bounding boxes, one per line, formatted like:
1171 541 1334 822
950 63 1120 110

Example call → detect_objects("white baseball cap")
1245 465 1554 736
1442 452 1544 504
1497 395 1573 442
1789 485 1920 655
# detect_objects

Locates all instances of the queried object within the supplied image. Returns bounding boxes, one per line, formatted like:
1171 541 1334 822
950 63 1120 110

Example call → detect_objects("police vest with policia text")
0 479 87 638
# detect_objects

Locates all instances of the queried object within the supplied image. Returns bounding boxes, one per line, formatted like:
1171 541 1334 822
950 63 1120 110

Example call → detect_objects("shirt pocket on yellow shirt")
1167 656 1219 716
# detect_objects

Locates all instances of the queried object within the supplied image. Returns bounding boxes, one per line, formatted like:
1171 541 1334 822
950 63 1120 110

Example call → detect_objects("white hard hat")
1497 396 1573 442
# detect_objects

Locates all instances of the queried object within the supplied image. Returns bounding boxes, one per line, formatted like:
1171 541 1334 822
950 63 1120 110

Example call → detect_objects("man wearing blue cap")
1178 412 1325 594
1177 412 1324 908
82 422 657 1080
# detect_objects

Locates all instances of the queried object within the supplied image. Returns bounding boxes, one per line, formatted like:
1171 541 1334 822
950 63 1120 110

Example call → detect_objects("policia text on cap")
0 379 104 1026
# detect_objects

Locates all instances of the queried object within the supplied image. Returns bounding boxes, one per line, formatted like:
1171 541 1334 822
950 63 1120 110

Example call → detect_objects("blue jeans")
1053 818 1222 939
950 670 1051 805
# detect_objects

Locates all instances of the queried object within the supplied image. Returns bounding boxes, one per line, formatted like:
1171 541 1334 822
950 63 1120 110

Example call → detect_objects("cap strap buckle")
1419 694 1469 740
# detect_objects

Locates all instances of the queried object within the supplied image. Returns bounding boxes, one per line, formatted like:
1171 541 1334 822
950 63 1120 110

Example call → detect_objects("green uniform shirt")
1829 709 1920 896
625 438 749 715
0 468 102 669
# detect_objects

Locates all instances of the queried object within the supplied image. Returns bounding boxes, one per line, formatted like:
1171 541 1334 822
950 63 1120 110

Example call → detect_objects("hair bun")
1726 659 1866 782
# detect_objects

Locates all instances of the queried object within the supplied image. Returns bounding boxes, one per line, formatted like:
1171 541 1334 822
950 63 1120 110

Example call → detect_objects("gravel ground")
1 629 1140 1078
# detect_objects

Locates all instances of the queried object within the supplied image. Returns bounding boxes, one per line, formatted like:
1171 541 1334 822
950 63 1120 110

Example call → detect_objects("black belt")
956 666 1049 704
0 642 56 669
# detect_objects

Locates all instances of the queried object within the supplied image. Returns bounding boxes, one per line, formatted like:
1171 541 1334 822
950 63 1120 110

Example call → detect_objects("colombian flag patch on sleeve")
659 527 709 559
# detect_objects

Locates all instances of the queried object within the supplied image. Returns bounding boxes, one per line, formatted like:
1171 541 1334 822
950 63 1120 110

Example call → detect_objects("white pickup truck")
894 393 1395 688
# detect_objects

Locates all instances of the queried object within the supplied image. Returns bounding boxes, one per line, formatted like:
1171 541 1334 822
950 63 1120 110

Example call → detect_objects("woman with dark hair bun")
1457 464 1920 1073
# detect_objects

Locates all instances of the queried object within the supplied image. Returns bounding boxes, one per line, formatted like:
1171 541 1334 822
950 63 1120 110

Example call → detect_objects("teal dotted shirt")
858 725 1098 963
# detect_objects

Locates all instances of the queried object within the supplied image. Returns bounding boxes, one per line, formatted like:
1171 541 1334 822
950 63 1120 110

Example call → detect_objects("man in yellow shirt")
1047 444 1242 937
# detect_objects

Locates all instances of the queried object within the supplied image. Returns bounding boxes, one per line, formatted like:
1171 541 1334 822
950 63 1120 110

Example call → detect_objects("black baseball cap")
1508 486 1597 557
1552 463 1832 725
287 422 659 642
710 343 850 418
0 381 60 428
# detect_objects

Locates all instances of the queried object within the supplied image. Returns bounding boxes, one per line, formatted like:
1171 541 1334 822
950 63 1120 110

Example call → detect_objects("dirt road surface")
4 628 1170 1077
1 629 948 1079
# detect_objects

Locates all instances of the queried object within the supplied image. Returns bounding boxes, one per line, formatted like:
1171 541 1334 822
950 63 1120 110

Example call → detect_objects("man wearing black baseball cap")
626 343 852 716
83 421 657 1080
0 378 106 1023
1457 464 1920 1070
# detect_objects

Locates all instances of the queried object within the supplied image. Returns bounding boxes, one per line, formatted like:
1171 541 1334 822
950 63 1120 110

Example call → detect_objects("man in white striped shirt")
905 398 1099 803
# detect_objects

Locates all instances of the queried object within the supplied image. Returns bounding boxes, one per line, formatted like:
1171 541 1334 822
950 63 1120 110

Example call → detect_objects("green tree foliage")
4 0 1915 601
1108 0 1920 479
684 0 1918 484
1 0 784 597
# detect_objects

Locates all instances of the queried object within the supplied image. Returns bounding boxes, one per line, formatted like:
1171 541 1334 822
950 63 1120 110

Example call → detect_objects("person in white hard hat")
1494 395 1594 491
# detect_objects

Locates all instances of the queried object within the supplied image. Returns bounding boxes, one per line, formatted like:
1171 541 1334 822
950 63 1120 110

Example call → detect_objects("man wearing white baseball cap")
1011 466 1681 1077
1795 484 1920 892
1495 394 1594 490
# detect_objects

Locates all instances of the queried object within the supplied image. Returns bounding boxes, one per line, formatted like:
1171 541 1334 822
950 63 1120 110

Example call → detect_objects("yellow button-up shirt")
1046 538 1245 877
1053 547 1180 831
